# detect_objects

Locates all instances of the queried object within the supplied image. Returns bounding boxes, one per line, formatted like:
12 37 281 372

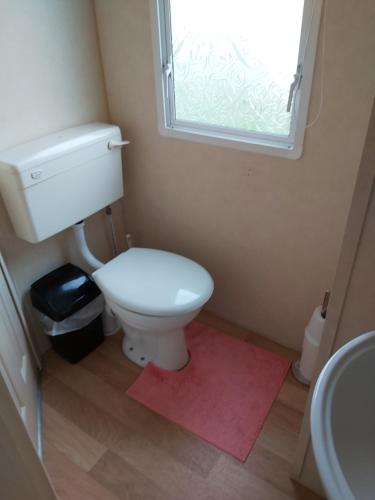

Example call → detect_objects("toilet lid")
92 248 214 316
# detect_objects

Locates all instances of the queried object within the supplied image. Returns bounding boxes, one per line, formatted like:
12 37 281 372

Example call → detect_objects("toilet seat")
92 248 214 317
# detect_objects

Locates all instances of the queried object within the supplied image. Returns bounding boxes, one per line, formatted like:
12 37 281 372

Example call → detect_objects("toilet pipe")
72 220 120 336
105 205 119 256
72 221 104 270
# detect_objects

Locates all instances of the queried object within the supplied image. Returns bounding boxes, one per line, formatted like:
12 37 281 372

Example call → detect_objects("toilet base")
122 325 189 371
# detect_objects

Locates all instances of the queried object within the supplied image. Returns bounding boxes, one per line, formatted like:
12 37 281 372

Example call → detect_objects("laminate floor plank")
43 402 107 471
80 348 137 392
208 455 292 500
43 351 221 477
277 372 309 414
90 450 170 500
42 375 224 500
43 441 119 500
243 442 297 496
42 311 323 500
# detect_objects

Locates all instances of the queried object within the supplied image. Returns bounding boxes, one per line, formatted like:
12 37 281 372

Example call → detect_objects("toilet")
92 248 213 370
0 122 214 371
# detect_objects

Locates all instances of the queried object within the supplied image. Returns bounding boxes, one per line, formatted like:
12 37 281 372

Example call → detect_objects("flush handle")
108 139 130 150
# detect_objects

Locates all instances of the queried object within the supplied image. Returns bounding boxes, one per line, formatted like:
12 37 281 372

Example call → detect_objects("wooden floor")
41 311 323 500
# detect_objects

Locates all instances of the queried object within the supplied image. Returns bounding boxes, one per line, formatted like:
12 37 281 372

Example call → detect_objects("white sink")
311 330 375 500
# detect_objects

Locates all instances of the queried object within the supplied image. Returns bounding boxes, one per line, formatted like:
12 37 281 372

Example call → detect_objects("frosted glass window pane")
169 0 304 136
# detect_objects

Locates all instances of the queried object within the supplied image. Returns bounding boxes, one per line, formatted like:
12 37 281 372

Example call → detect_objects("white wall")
95 0 375 350
0 0 124 353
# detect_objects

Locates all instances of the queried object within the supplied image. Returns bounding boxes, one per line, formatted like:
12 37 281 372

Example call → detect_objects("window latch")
163 61 173 99
287 63 303 112
163 61 172 78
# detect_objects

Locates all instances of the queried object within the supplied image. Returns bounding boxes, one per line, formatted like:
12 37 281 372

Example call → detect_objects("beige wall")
331 191 375 349
300 180 375 493
0 0 124 353
295 103 375 494
95 0 375 349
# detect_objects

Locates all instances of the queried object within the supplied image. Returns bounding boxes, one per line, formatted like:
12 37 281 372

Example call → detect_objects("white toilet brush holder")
293 291 329 386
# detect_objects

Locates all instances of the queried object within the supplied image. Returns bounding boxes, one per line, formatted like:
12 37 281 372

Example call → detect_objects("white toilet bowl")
93 248 214 370
109 301 199 369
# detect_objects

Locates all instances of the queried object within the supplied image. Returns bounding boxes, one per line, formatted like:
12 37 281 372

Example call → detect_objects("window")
152 0 322 159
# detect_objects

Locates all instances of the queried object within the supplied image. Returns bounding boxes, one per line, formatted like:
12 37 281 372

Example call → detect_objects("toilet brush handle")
321 290 330 319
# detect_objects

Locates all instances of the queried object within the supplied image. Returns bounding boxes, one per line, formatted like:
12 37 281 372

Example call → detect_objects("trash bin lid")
30 263 101 321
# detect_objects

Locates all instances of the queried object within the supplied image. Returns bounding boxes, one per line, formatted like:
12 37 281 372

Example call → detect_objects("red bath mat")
127 320 291 461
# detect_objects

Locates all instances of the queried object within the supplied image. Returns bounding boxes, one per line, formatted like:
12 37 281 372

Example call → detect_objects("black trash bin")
31 263 104 363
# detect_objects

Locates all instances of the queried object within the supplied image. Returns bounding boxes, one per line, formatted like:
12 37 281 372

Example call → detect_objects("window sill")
159 124 303 160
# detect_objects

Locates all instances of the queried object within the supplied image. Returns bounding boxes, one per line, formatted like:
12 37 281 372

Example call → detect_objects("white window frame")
150 0 322 160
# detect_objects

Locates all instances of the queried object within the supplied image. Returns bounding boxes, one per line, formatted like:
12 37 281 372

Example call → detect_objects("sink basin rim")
311 330 375 500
